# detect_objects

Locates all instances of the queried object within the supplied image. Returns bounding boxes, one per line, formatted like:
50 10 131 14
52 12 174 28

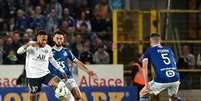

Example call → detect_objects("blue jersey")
143 45 180 83
49 47 77 79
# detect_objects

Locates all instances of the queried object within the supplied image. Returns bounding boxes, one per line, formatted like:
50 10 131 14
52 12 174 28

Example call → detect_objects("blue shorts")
27 73 55 94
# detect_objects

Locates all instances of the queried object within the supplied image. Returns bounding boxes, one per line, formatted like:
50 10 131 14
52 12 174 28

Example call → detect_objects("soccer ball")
55 86 71 101
55 87 65 100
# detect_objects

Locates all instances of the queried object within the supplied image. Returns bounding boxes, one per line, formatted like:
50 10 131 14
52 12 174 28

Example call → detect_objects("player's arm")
68 49 97 77
142 59 149 87
142 49 150 89
17 41 35 54
75 59 96 76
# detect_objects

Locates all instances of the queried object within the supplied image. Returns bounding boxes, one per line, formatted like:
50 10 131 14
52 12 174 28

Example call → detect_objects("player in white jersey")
17 30 70 101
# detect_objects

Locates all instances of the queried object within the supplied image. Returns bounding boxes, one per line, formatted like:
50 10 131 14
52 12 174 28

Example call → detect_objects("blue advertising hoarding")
0 86 138 101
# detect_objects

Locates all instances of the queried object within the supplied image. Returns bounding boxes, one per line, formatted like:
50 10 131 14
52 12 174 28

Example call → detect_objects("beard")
55 43 62 47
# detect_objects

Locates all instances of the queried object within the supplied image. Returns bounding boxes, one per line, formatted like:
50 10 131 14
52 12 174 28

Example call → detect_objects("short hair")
80 22 88 28
36 30 47 37
150 33 160 38
53 31 64 36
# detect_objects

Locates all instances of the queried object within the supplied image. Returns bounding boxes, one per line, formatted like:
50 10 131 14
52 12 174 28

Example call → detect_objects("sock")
139 96 148 101
175 97 183 101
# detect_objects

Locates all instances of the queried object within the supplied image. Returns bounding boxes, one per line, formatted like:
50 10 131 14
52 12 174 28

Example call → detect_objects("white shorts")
65 78 78 90
148 80 180 96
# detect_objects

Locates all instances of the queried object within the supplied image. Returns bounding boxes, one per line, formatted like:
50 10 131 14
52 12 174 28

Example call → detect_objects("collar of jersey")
53 46 63 51
152 44 161 47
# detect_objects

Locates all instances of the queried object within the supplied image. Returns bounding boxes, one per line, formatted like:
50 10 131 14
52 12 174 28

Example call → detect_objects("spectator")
79 22 92 40
46 9 60 34
22 33 32 44
91 5 111 32
30 6 46 30
25 28 34 39
95 0 110 20
3 36 15 55
197 53 201 67
60 20 70 33
93 44 110 64
66 27 76 44
178 45 196 69
0 20 8 32
80 40 93 64
92 36 102 52
47 0 62 19
4 50 18 64
9 17 15 31
77 11 92 31
15 9 30 31
0 0 9 19
79 0 91 18
108 0 125 10
62 8 76 27
22 0 34 17
64 0 79 18
91 0 112 32
12 31 22 51
105 41 113 63
70 34 84 58
0 38 4 64
37 0 49 16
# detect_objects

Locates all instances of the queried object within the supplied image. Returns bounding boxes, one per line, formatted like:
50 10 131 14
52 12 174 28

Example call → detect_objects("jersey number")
58 61 65 69
161 53 171 65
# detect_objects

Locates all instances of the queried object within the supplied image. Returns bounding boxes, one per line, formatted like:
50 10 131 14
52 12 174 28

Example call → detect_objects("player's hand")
87 70 97 78
62 73 68 81
25 41 37 48
144 84 150 92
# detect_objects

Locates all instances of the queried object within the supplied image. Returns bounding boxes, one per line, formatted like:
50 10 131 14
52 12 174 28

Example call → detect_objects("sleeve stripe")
142 58 148 62
73 58 77 62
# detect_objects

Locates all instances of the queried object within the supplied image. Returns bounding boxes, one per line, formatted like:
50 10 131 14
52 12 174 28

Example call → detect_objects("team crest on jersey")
63 51 68 56
44 50 48 53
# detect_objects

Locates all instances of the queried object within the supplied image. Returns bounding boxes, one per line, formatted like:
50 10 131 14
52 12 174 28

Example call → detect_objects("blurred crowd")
0 0 125 65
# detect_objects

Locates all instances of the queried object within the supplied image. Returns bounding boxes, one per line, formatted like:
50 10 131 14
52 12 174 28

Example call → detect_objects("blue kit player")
139 33 183 101
49 31 96 101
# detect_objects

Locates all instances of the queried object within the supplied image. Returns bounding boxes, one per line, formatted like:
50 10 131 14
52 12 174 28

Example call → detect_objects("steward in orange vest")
131 61 145 100
132 62 145 86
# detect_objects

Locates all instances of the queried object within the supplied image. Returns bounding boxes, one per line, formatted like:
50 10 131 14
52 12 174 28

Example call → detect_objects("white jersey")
17 42 64 78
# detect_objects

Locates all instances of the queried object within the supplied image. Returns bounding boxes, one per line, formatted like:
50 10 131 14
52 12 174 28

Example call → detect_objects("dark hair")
53 31 64 36
80 22 88 28
150 33 160 38
98 44 104 49
36 30 47 37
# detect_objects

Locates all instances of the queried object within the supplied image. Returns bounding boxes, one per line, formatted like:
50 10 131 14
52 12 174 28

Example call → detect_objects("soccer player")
49 31 97 101
139 33 182 101
17 30 70 101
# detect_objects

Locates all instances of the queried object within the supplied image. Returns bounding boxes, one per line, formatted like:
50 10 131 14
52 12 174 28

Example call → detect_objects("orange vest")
133 63 145 86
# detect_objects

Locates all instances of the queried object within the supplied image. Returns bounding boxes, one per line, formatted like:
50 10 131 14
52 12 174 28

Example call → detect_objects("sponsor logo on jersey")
63 51 67 57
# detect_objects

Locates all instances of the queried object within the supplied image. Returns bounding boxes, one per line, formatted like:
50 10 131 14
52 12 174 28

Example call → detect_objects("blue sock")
139 96 148 101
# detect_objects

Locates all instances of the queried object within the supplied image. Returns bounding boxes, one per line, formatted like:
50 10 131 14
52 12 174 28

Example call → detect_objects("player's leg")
27 78 42 101
66 78 82 101
42 73 71 100
139 86 150 101
139 80 166 101
71 87 82 101
167 81 183 101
